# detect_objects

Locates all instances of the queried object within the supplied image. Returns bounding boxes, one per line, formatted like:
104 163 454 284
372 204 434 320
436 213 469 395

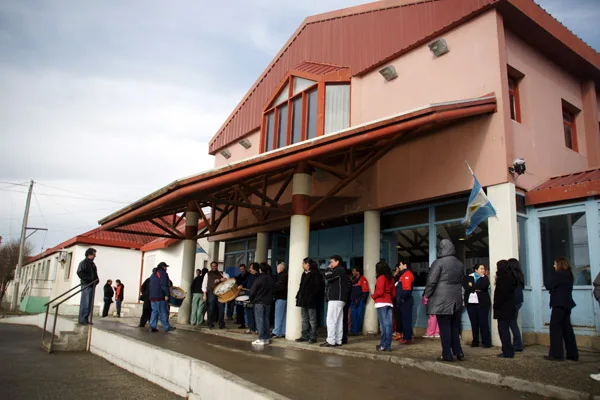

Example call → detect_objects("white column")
285 171 312 340
177 210 199 325
256 232 269 263
487 182 519 346
363 210 380 335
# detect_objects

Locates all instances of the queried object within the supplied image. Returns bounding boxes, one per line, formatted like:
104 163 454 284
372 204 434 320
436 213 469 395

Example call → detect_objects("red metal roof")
292 61 348 75
526 168 600 206
208 0 600 154
24 221 162 265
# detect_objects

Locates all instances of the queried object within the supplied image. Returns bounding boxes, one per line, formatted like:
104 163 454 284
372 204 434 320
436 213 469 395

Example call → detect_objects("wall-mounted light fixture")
238 139 252 149
220 149 231 159
428 38 449 57
378 65 398 81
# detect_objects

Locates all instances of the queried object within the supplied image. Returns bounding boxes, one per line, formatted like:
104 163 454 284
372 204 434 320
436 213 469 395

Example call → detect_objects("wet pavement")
95 319 547 400
0 324 181 400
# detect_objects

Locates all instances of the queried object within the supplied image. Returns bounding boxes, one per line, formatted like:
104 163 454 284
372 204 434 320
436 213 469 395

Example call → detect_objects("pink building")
100 0 600 347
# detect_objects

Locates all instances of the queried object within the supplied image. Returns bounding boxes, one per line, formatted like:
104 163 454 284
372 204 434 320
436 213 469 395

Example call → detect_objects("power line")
0 181 28 187
33 192 48 252
0 188 130 204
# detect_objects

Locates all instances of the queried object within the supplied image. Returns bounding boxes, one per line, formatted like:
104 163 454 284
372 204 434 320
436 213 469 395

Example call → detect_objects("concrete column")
208 241 220 265
177 204 199 325
363 210 380 335
255 232 269 263
285 164 312 340
487 182 519 346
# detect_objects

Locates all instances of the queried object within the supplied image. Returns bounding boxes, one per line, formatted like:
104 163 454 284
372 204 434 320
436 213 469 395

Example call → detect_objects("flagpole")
464 160 474 176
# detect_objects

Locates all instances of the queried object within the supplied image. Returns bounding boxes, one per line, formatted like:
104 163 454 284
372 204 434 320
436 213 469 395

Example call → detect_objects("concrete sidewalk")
99 316 600 399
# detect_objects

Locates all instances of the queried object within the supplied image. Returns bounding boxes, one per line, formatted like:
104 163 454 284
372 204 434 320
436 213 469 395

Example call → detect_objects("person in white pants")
321 255 350 348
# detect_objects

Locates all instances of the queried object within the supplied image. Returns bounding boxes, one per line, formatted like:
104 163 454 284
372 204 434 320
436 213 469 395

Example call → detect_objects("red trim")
316 81 326 137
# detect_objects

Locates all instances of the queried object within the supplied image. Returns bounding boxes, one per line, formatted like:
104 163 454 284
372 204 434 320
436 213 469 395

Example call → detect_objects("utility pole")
11 180 34 311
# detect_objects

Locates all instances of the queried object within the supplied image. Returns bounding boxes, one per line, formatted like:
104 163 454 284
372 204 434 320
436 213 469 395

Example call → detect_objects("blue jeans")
377 306 393 350
78 286 94 324
115 300 122 317
350 300 366 335
273 299 287 336
150 300 171 331
510 302 523 351
254 304 271 341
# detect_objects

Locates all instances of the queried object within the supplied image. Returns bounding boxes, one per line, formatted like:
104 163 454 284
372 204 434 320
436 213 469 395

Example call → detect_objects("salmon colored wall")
505 31 588 190
214 129 260 168
352 11 509 208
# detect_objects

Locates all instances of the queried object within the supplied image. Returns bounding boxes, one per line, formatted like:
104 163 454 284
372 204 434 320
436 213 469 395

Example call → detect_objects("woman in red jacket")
372 261 396 352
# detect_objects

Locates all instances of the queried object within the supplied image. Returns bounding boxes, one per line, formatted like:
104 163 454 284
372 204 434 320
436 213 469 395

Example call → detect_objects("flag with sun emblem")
462 174 496 235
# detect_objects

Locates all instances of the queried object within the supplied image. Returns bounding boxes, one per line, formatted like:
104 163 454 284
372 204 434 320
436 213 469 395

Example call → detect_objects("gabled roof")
526 168 600 206
23 221 162 265
208 0 600 154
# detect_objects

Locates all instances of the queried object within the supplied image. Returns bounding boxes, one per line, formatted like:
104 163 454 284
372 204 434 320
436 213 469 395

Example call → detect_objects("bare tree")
0 239 33 307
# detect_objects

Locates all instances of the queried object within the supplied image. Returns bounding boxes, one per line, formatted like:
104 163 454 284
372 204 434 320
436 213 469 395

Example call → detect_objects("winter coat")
296 269 324 308
594 272 600 304
372 275 396 305
115 284 124 302
149 266 170 301
545 270 576 309
324 265 351 302
250 273 275 305
191 274 204 294
493 274 516 320
464 274 491 309
103 284 114 301
423 239 465 315
396 269 414 303
275 271 289 300
76 258 98 286
140 278 150 302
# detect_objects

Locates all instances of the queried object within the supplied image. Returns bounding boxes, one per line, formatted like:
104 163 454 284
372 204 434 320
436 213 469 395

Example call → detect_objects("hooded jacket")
423 239 465 315
324 265 351 302
149 266 170 301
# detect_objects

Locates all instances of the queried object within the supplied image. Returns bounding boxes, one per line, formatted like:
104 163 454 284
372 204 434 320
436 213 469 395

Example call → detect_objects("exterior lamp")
239 139 252 149
378 65 398 81
428 38 449 57
220 149 231 159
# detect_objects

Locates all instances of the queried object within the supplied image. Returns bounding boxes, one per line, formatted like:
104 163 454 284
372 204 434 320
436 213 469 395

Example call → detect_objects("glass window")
291 97 303 144
436 221 489 273
518 217 529 285
516 194 526 215
265 112 275 151
307 90 318 140
293 77 315 95
324 84 350 134
540 212 590 285
381 208 428 230
436 201 467 222
273 83 289 107
394 226 430 286
277 104 288 148
508 77 520 122
225 241 246 253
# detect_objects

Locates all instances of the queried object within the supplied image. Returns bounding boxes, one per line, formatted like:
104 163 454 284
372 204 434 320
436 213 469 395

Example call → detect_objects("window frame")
260 70 350 153
508 77 521 123
562 102 579 152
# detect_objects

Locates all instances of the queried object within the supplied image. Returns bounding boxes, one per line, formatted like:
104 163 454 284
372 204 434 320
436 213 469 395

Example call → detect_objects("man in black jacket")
102 279 113 317
138 276 151 327
272 263 288 338
321 255 350 348
190 269 206 325
235 264 249 328
296 258 323 343
77 248 99 325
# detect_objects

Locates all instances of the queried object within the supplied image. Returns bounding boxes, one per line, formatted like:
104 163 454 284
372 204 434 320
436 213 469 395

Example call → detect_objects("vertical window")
265 112 275 152
540 212 590 286
291 97 302 144
508 78 521 122
324 84 350 134
562 103 578 151
277 104 288 149
517 217 529 286
307 90 318 140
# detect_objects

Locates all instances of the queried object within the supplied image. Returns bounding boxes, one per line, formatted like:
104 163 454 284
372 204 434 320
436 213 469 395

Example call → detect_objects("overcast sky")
1 0 599 255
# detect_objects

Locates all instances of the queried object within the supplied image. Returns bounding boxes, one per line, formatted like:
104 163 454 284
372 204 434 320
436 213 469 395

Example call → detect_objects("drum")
169 286 186 307
214 278 241 303
235 295 250 302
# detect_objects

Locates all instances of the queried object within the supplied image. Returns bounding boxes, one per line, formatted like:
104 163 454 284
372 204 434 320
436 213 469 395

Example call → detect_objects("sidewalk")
100 316 600 399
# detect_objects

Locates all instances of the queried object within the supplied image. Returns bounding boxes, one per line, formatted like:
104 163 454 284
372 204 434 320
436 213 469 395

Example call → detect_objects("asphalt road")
98 320 546 400
0 324 181 400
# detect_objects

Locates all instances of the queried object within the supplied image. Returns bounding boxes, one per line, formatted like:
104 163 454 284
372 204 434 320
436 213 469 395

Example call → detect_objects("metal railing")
41 279 98 353
20 278 53 303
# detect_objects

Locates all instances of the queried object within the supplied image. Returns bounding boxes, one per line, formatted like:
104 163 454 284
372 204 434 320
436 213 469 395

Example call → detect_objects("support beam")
363 210 380 335
177 206 199 325
487 182 519 346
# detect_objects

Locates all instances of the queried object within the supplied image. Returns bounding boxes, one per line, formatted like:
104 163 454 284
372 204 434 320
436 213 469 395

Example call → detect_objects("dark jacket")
103 284 114 301
76 258 98 286
275 271 289 300
235 271 249 287
115 284 124 302
493 274 516 320
545 270 576 309
396 269 414 303
149 266 170 301
423 240 465 315
140 278 150 302
296 269 324 308
191 274 204 294
250 273 275 305
324 265 351 302
464 274 491 308
594 272 600 304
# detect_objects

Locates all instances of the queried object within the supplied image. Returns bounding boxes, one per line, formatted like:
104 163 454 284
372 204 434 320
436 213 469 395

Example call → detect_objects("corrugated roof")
208 0 600 154
292 61 348 75
526 168 600 205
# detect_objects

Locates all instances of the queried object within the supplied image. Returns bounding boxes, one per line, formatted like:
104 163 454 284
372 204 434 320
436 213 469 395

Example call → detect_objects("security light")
220 149 231 159
239 139 252 149
378 65 398 81
428 38 449 57
509 158 526 177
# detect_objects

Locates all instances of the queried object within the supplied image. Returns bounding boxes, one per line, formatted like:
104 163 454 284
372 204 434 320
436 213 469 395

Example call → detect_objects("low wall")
90 328 289 400
20 296 50 313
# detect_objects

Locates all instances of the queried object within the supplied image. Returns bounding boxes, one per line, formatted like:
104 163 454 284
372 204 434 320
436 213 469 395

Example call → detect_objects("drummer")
202 261 229 329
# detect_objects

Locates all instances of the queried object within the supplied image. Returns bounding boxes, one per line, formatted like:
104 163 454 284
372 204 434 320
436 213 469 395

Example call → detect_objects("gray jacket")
593 272 600 304
423 239 465 315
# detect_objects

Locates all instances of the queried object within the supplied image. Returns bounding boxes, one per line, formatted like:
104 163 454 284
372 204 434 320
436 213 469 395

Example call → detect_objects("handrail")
21 278 53 303
42 279 99 353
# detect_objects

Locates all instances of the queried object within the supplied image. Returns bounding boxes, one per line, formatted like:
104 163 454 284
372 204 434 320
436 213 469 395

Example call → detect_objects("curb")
178 324 594 400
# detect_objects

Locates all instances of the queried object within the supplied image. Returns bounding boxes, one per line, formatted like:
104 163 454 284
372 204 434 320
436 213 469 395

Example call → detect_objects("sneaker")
433 335 441 338
252 339 265 346
590 373 600 382
166 327 176 332
320 342 335 348
151 328 159 332
422 335 433 339
295 338 307 342
245 329 252 334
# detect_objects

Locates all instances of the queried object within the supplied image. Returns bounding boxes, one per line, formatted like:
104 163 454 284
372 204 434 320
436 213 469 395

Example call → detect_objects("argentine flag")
462 175 496 235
